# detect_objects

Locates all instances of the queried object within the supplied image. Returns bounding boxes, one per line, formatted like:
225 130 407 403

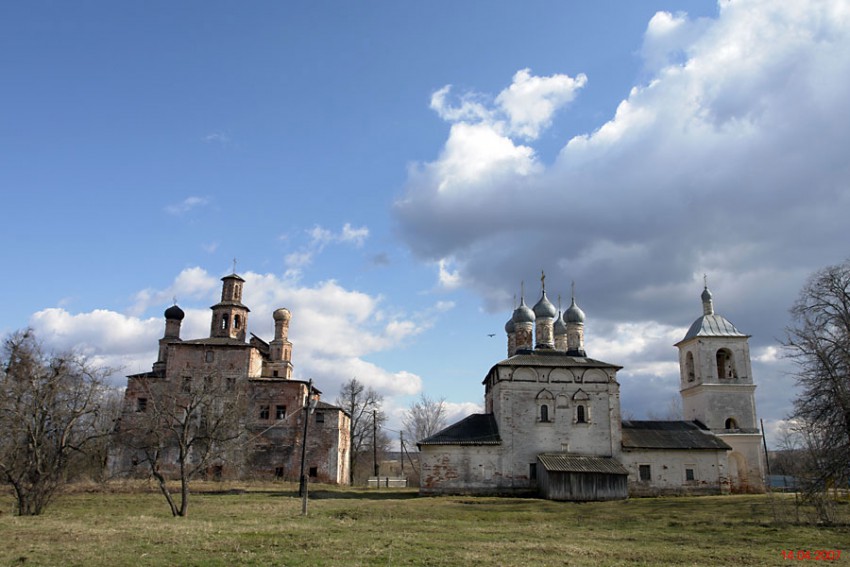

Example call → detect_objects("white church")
418 280 765 500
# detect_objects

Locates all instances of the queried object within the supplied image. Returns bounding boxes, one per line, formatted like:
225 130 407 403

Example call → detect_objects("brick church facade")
113 273 350 483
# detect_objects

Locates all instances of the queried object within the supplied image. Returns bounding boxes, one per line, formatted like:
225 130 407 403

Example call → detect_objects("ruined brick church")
419 279 765 500
113 273 351 483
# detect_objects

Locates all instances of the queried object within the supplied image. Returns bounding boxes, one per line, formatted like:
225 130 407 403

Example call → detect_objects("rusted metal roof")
621 420 731 450
537 453 629 475
418 413 501 446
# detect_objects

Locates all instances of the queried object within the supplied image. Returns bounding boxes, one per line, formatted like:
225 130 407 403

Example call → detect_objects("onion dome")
273 307 292 322
564 297 585 324
512 297 535 324
504 316 516 334
533 292 557 319
701 287 713 303
554 311 567 336
164 304 185 321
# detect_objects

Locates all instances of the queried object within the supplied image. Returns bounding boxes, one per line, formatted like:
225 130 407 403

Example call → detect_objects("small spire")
571 280 576 301
232 257 238 274
520 280 525 302
172 296 178 306
513 294 517 309
558 294 562 311
540 270 546 293
703 273 708 289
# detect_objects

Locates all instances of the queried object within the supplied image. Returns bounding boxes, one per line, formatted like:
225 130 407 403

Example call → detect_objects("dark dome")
164 304 185 321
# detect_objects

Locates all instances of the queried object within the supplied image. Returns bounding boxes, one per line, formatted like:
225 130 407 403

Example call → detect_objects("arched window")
234 314 241 329
576 405 586 424
716 349 737 380
540 404 549 422
725 417 738 430
221 314 229 330
686 352 695 382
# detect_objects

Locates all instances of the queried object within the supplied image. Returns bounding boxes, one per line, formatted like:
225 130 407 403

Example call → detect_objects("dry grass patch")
0 484 847 566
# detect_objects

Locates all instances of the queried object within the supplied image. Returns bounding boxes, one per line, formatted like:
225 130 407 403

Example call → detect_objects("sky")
2 0 849 448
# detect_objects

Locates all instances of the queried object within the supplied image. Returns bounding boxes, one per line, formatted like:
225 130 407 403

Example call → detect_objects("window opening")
274 467 284 479
685 468 695 482
725 417 738 430
221 314 229 330
315 412 325 424
529 463 537 481
309 466 318 478
576 405 587 423
540 404 549 422
639 464 651 481
234 314 241 329
136 397 147 412
259 405 270 420
276 405 286 420
205 350 214 363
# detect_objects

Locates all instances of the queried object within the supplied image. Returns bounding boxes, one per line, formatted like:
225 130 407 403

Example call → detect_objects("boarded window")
639 464 651 481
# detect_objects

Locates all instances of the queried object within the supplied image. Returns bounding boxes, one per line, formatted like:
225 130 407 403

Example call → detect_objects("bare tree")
0 330 112 516
783 260 850 495
116 372 246 517
402 394 448 447
336 378 384 484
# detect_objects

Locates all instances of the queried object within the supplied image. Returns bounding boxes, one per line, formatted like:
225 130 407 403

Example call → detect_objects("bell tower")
676 283 765 491
210 273 250 341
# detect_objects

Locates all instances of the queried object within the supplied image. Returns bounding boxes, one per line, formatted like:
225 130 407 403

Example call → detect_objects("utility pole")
299 379 316 515
373 409 379 481
400 431 404 475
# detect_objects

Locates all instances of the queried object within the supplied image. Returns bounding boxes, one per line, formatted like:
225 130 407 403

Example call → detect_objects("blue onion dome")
564 297 585 324
554 311 567 335
504 316 516 333
164 304 185 321
533 292 557 319
512 297 536 324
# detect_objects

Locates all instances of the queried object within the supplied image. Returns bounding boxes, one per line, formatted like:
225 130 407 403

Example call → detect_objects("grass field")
0 482 848 566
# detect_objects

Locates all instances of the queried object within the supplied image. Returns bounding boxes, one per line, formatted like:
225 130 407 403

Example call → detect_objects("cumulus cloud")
29 267 437 398
395 0 850 431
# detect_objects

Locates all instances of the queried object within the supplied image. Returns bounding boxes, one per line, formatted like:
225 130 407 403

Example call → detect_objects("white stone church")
418 281 765 500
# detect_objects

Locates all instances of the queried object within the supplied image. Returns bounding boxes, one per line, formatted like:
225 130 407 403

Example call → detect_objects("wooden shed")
537 453 629 501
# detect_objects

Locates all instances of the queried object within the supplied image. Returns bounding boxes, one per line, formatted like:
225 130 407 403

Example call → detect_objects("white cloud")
496 68 587 140
203 131 230 144
27 267 437 399
396 1 850 433
284 223 371 276
164 196 210 215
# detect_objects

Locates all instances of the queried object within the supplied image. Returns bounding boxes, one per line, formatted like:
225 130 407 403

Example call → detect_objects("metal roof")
537 453 629 475
418 413 501 446
621 420 732 451
679 314 747 342
493 350 621 369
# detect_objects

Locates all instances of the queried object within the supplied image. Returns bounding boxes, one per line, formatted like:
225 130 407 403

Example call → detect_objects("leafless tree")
402 393 448 447
116 372 246 517
783 260 850 497
0 330 112 516
336 378 384 484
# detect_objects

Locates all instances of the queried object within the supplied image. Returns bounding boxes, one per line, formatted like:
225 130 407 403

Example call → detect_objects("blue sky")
3 1 849 447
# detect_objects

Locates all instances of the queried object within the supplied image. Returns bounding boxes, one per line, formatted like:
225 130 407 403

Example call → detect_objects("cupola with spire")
511 282 535 352
533 271 557 349
564 283 586 356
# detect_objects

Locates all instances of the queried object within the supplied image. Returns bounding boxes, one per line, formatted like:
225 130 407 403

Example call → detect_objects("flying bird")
487 333 496 337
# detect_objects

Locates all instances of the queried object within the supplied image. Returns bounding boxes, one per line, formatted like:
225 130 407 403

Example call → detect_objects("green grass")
0 483 847 566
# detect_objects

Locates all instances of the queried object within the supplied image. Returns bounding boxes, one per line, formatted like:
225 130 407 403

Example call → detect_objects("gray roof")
418 413 501 446
621 420 731 451
494 349 621 370
538 453 629 475
679 314 746 342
